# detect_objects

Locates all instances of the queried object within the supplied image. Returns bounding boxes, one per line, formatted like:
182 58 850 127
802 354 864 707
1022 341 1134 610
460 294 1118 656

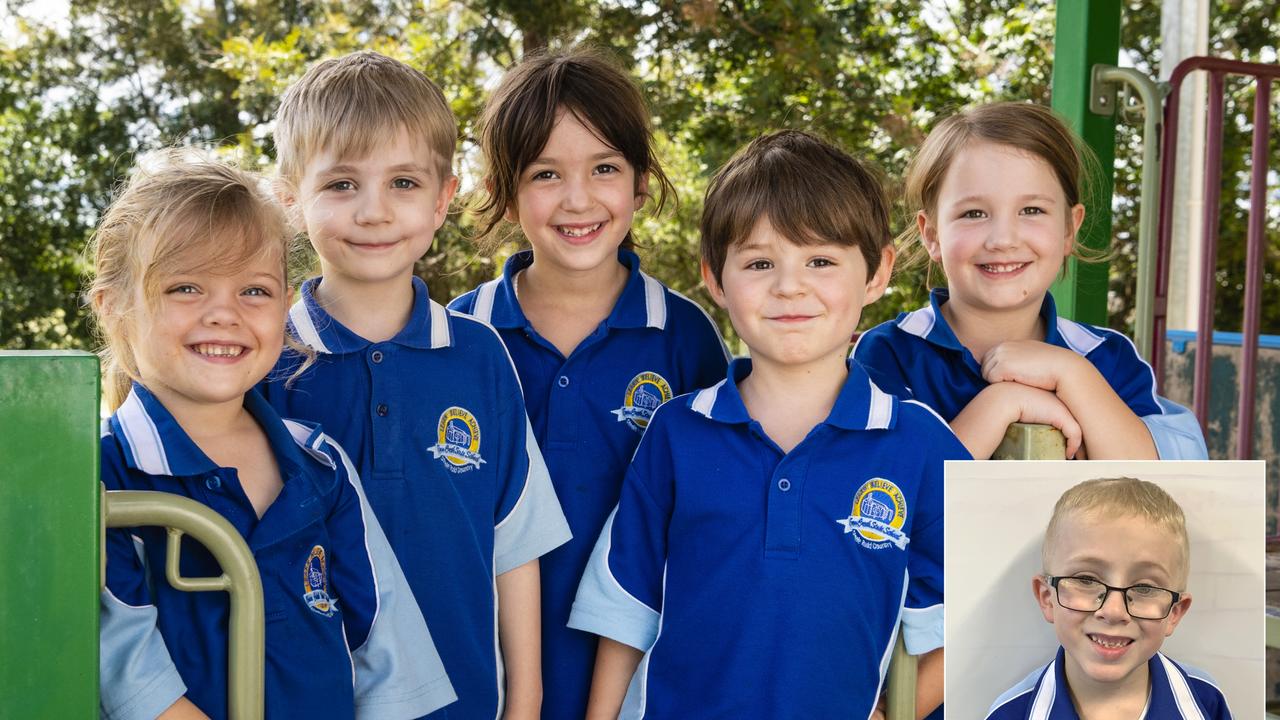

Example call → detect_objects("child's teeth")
560 223 602 237
983 263 1024 273
1090 635 1130 649
195 344 242 357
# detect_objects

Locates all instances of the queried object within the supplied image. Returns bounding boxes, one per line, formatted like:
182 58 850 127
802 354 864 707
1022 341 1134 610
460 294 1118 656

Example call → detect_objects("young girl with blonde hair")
854 102 1205 460
91 148 454 719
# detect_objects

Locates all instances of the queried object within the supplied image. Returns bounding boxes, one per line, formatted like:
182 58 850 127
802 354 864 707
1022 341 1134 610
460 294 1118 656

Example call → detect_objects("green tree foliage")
1 0 1275 354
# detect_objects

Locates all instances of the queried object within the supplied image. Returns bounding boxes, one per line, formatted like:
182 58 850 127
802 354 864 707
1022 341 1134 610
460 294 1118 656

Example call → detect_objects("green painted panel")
1050 0 1121 325
0 351 100 716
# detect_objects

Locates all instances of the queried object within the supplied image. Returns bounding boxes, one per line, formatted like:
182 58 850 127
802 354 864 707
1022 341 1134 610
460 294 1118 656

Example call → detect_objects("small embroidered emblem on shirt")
303 545 336 617
429 406 486 473
612 371 673 432
838 477 909 550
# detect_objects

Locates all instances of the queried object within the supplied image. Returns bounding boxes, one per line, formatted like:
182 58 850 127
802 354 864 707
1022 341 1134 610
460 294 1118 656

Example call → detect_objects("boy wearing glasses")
985 477 1231 720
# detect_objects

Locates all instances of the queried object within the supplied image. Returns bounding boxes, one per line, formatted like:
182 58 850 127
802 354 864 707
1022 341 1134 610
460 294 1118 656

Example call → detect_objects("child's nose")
202 294 242 326
983 214 1018 250
355 188 393 225
772 263 805 295
560 176 592 212
1094 587 1132 621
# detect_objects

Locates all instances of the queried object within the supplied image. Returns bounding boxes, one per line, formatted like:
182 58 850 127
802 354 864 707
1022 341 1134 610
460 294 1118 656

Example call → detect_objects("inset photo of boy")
945 461 1264 719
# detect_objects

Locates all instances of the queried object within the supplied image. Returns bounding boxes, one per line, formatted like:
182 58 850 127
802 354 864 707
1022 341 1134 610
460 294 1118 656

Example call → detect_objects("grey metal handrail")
103 489 265 720
1091 64 1165 363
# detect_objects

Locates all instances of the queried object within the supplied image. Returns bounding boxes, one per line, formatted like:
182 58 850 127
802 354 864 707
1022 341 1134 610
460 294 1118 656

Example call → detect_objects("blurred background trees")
1 0 1276 352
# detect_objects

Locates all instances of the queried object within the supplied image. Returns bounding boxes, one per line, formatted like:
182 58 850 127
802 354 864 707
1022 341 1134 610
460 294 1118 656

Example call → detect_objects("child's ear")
700 259 727 309
434 174 461 230
1064 203 1085 256
274 178 302 224
918 211 942 263
633 172 651 211
1032 574 1056 624
490 177 519 224
1162 592 1192 637
862 245 896 307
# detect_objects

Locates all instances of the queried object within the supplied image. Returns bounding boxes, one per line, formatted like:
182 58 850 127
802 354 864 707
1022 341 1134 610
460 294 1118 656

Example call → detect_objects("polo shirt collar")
688 358 897 431
288 275 453 355
1037 647 1178 720
895 288 1105 357
468 249 669 331
110 383 311 480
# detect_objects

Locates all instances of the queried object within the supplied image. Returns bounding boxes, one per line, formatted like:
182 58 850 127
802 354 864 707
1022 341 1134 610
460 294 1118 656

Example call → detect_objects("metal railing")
103 489 265 720
1153 56 1279 459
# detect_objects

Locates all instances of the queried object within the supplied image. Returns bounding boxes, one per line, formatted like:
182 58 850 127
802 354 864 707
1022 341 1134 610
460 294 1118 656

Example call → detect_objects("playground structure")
1 2 1276 717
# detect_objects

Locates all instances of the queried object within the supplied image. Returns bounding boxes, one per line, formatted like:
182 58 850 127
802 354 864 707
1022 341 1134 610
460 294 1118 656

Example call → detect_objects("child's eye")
392 177 419 190
1020 206 1046 216
808 257 836 268
166 284 200 295
1127 584 1161 598
326 180 355 192
530 169 557 181
242 287 272 298
745 259 773 271
594 164 620 175
959 209 987 220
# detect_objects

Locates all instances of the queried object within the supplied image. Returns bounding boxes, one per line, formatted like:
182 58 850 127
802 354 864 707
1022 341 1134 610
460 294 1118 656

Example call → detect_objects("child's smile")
513 110 645 278
921 140 1083 324
1034 510 1191 695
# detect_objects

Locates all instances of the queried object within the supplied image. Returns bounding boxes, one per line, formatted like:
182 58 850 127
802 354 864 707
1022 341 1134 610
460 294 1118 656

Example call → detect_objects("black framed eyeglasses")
1046 575 1181 620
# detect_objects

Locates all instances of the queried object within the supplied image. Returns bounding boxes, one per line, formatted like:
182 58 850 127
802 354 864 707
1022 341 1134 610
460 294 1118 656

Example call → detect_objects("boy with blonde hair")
261 51 571 719
985 477 1231 719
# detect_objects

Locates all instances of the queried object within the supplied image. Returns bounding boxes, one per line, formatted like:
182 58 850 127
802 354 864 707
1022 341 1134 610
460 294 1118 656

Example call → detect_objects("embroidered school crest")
428 406 486 473
303 545 335 617
838 478 909 550
612 371 673 432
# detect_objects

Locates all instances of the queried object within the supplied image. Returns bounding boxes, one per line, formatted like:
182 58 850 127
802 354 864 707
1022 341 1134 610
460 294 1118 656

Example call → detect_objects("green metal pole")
1049 0 1121 325
0 351 100 718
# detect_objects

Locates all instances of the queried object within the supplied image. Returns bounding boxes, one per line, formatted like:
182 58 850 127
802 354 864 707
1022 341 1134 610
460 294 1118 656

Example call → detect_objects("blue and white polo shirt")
450 249 729 720
260 275 572 720
568 358 969 718
985 647 1232 719
100 384 454 720
852 288 1207 459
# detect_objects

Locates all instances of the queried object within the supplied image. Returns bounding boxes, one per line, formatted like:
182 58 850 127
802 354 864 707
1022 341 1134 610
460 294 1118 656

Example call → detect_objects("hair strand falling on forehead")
86 147 306 412
472 43 675 252
897 101 1109 275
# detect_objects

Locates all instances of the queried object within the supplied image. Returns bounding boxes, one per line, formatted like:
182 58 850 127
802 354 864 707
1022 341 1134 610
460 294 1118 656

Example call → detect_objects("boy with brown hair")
569 130 969 718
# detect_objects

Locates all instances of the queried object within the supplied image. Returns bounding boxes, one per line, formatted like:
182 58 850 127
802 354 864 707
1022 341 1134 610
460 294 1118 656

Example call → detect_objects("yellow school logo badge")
612 371 673 432
838 478 909 550
428 406 486 473
303 545 335 617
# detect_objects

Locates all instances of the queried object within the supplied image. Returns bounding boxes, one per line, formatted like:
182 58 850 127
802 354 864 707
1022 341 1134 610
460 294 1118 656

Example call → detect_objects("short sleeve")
899 402 970 655
1142 396 1209 460
322 437 458 718
99 454 187 720
852 324 913 399
1094 331 1163 417
567 407 676 651
481 330 571 575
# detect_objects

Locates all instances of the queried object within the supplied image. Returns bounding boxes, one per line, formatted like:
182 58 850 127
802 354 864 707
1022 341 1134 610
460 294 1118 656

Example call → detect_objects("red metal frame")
1153 56 1279 459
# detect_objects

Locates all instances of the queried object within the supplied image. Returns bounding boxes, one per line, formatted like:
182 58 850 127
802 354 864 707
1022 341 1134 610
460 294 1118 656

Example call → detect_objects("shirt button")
376 403 389 417
206 476 222 490
778 478 791 492
558 375 570 388
371 350 384 363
